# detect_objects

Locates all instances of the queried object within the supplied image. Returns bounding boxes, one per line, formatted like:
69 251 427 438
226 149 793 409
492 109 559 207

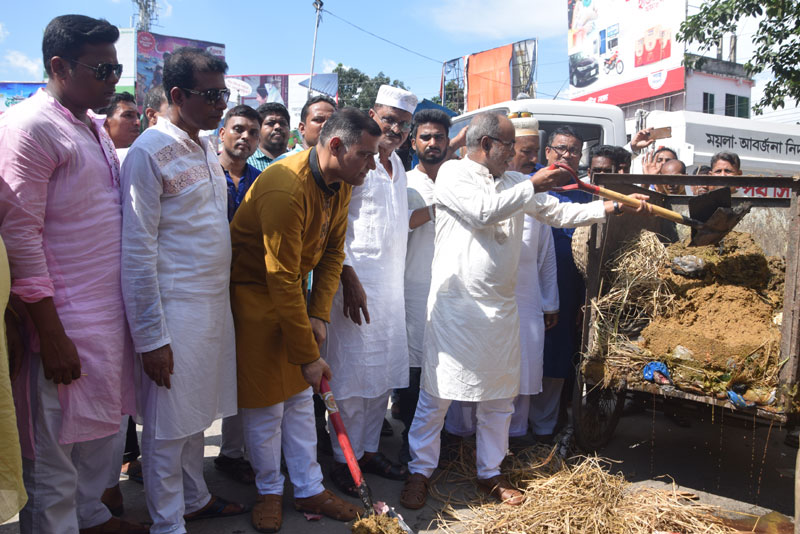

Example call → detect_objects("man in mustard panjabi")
229 108 381 533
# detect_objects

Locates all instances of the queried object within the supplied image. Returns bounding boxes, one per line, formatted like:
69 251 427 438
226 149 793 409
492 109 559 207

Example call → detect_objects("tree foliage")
677 0 800 114
332 64 407 111
432 80 465 114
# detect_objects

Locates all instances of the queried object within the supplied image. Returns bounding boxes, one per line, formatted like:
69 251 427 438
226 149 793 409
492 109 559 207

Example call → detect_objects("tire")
616 60 624 75
571 73 578 86
571 371 625 451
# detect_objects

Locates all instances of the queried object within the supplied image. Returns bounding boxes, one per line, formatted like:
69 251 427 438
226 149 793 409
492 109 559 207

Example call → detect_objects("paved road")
1 400 794 533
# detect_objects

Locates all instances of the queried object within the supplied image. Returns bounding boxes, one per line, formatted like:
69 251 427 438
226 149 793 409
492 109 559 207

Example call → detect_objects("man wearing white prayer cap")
324 85 418 494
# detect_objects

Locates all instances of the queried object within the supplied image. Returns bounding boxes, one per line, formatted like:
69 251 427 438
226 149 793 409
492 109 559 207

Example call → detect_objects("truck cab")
450 98 627 175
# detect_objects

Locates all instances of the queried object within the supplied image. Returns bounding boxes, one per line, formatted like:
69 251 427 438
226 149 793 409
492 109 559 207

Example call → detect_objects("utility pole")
308 0 323 98
133 0 158 32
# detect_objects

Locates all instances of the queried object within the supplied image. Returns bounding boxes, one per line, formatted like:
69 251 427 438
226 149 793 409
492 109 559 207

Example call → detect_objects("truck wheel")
571 372 625 451
616 60 624 74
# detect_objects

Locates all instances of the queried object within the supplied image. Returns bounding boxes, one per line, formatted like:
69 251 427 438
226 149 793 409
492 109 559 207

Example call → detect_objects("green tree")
431 81 466 114
332 64 407 111
677 1 800 114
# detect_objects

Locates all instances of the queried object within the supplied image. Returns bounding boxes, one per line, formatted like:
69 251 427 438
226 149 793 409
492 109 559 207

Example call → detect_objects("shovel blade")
689 203 752 246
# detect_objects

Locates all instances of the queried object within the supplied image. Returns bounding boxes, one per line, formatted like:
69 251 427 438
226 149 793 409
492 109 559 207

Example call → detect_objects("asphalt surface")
1 399 795 533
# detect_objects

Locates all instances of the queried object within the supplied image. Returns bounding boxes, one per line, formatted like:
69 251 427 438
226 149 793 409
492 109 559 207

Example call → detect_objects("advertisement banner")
567 0 685 105
225 73 338 129
136 31 225 113
0 82 47 114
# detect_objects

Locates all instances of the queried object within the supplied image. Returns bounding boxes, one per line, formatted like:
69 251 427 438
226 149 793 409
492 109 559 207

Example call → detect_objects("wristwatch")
612 201 623 215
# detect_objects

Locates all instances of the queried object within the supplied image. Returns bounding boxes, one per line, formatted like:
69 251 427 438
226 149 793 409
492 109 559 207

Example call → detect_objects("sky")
0 0 572 101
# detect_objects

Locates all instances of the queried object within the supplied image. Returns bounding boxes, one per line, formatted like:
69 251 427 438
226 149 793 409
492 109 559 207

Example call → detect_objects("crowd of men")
0 14 748 534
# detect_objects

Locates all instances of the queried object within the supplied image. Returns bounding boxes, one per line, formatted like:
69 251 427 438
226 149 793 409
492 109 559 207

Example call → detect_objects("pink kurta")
0 89 135 457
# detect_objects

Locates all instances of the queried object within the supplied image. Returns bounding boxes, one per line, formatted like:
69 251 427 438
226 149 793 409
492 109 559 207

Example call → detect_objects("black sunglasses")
181 87 231 105
73 60 123 81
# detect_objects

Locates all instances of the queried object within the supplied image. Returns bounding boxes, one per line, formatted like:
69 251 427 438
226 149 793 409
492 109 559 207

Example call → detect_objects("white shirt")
516 215 558 395
121 117 237 439
326 152 410 400
404 167 436 367
421 156 606 402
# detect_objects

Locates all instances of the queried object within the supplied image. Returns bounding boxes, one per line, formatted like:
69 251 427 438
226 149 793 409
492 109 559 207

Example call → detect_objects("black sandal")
328 462 358 498
359 452 409 481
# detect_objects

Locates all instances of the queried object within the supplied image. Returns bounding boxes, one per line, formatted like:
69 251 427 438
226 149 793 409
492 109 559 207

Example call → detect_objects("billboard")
0 82 47 114
567 0 685 105
135 31 225 113
224 73 338 129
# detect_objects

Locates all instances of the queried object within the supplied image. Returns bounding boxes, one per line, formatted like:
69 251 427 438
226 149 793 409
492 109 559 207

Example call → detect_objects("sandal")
184 495 247 522
399 473 429 510
294 489 363 521
251 494 282 533
214 454 256 485
359 452 408 481
477 475 524 506
329 462 358 498
78 517 150 534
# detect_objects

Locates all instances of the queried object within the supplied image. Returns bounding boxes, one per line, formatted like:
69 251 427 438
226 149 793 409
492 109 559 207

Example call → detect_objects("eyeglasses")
418 133 446 141
72 60 123 81
547 144 582 157
373 111 412 132
487 136 515 149
181 87 231 105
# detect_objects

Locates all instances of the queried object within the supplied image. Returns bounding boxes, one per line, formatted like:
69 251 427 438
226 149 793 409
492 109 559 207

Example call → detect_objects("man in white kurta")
401 112 640 510
325 86 417 490
121 49 242 534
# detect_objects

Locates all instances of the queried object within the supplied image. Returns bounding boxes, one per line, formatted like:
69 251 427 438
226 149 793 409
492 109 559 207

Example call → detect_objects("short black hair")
300 95 337 123
96 91 135 117
612 145 632 167
319 107 381 148
710 151 741 171
162 47 228 104
256 102 290 125
42 15 119 76
144 86 167 112
223 104 261 127
654 146 678 159
411 109 452 138
589 144 617 162
547 125 583 146
693 165 711 175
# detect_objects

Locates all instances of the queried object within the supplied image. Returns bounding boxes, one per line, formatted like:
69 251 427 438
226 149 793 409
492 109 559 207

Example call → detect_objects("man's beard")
419 149 446 165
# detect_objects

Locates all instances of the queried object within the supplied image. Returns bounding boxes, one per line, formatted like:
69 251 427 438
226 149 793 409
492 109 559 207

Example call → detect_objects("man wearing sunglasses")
121 47 245 533
324 85 418 496
0 14 149 534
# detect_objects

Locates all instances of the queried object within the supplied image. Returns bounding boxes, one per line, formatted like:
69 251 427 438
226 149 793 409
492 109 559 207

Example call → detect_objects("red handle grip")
319 377 365 487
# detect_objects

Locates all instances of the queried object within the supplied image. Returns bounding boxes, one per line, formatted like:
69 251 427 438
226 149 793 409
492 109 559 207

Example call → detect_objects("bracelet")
427 204 435 222
612 201 623 215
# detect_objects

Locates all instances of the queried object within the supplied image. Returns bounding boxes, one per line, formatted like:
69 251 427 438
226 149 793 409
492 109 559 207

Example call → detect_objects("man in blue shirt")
216 104 261 483
219 105 262 222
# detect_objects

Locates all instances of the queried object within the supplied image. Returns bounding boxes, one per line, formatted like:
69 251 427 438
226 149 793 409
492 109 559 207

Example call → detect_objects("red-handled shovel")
319 376 414 533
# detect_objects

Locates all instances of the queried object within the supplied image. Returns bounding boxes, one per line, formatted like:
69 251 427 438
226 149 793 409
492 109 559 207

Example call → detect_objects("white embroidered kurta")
121 117 237 440
404 167 435 368
422 157 606 402
326 152 410 400
516 215 558 395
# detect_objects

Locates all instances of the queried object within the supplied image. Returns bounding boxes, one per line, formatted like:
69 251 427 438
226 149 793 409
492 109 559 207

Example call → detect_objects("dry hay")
582 230 789 409
433 446 734 534
351 513 407 534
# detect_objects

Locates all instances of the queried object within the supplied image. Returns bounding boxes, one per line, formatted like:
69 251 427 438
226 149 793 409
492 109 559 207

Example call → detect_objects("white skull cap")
510 116 540 137
375 84 418 114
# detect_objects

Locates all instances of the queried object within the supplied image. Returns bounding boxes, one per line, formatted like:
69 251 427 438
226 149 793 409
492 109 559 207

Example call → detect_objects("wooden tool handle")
592 184 690 225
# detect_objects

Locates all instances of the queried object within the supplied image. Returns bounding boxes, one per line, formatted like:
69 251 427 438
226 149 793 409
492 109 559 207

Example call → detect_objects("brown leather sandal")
251 494 282 533
294 489 363 521
399 473 429 510
477 475 524 506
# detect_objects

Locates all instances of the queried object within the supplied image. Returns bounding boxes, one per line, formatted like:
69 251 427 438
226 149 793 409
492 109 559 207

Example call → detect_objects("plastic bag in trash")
727 390 756 409
643 362 672 385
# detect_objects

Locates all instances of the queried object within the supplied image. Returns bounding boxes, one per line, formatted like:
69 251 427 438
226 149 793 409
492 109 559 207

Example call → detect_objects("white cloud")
160 0 173 17
429 0 565 40
321 59 349 73
0 22 9 43
4 50 41 78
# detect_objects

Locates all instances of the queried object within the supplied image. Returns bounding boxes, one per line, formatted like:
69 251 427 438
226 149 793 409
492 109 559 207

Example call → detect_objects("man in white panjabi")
325 85 418 494
400 112 651 510
121 48 244 534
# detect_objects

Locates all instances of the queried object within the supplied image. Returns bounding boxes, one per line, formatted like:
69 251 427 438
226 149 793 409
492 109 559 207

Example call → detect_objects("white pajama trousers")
220 411 245 459
327 391 391 464
444 400 477 437
408 390 514 480
241 388 324 498
19 356 115 534
140 378 211 534
528 377 564 435
106 415 129 488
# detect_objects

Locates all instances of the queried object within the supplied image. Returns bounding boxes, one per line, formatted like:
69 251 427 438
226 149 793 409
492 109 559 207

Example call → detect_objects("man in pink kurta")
0 15 143 534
